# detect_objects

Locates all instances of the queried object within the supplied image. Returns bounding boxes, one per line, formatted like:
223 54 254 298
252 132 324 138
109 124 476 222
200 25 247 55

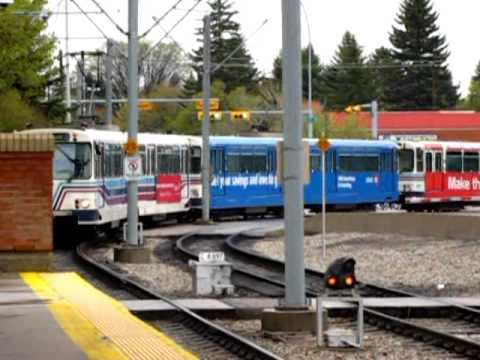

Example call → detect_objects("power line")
70 0 108 39
88 0 127 35
142 0 203 61
139 0 185 39
211 18 269 74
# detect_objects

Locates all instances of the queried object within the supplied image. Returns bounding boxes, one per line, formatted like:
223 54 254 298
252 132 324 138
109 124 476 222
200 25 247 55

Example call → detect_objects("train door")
211 148 225 197
426 151 443 193
268 147 281 195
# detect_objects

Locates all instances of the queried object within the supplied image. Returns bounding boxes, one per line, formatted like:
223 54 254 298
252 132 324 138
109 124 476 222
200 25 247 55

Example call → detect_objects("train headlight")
75 198 91 209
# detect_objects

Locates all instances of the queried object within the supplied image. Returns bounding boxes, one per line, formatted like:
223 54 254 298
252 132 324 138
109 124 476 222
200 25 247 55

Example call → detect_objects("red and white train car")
399 140 480 211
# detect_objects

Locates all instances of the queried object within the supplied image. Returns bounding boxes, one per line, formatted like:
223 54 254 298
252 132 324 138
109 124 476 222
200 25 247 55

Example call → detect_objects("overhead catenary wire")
70 0 108 39
142 0 203 61
89 0 127 35
211 18 269 74
139 0 185 39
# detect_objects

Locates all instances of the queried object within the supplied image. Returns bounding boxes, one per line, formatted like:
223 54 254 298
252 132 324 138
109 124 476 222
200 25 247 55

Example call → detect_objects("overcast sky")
46 0 480 97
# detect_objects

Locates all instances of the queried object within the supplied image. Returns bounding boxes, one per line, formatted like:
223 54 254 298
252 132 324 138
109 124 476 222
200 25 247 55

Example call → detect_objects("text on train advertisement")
156 174 182 203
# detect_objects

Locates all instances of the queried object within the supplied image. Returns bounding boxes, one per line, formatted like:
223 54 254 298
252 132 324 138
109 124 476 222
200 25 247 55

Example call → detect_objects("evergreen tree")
368 47 402 110
463 61 480 110
389 0 459 109
272 46 324 101
322 31 373 110
184 0 258 95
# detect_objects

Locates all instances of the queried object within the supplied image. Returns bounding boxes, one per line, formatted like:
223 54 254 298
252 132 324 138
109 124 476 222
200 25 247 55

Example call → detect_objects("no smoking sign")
125 155 143 180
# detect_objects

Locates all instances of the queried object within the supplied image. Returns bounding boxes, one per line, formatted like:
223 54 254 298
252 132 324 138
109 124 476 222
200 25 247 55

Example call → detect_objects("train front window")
399 149 414 173
54 143 92 180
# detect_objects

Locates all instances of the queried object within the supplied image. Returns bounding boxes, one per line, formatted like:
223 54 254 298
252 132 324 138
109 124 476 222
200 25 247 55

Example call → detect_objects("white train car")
399 140 480 210
21 128 202 228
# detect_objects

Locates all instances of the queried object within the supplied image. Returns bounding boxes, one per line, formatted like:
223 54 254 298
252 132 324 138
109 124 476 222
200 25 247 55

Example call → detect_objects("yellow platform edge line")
22 272 128 360
23 272 199 360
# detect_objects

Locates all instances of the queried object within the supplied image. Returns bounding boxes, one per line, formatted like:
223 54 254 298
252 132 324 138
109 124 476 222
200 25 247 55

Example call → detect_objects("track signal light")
325 257 357 289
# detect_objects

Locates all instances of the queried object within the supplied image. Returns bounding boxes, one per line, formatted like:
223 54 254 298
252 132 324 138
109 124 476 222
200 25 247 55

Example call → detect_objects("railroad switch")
189 252 234 296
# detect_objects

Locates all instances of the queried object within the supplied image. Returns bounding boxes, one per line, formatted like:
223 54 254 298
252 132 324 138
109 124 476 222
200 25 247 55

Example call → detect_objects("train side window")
94 142 103 178
464 152 479 172
416 149 424 173
446 151 462 172
435 153 442 172
227 153 267 173
190 146 201 174
139 145 146 175
425 153 433 172
310 155 321 172
339 155 379 172
148 146 156 175
157 146 180 174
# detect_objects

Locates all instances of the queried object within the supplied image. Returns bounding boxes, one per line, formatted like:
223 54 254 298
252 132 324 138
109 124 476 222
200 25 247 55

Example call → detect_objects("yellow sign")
197 111 222 121
196 99 220 111
124 138 140 156
138 101 153 111
318 137 330 152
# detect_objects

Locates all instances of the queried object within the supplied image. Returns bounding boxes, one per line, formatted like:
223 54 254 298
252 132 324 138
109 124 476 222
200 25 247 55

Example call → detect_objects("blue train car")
209 136 399 215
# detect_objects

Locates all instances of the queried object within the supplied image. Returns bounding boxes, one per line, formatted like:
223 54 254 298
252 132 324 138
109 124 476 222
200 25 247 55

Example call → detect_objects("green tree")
461 61 480 110
368 47 402 110
0 0 59 130
185 0 258 95
272 47 324 100
389 0 459 109
322 31 373 110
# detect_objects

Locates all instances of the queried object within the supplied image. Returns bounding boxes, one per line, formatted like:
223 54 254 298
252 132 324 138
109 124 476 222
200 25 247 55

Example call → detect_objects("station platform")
0 273 198 360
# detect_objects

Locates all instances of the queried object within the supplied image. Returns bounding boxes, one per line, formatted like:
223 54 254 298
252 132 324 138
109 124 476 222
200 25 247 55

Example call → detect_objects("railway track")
76 242 283 360
174 232 480 358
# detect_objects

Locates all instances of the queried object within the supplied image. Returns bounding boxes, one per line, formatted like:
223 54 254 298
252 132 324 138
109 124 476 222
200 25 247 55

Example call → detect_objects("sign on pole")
125 155 142 180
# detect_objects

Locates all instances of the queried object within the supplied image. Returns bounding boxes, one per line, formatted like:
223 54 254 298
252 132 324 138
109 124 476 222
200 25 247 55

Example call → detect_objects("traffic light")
345 105 362 113
197 111 222 121
196 99 220 111
231 111 251 121
325 257 357 290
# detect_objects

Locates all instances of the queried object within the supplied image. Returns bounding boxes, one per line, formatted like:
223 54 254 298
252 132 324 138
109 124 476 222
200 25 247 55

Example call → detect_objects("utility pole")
64 0 71 124
371 100 379 139
126 0 139 246
201 15 211 223
281 0 306 308
105 39 113 127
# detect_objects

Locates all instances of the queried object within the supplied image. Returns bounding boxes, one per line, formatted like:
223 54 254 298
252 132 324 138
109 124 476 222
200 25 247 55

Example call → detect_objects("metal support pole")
201 15 211 223
281 0 306 308
126 0 139 246
64 0 71 124
76 62 82 121
105 39 113 127
322 140 326 259
371 100 378 139
308 42 313 138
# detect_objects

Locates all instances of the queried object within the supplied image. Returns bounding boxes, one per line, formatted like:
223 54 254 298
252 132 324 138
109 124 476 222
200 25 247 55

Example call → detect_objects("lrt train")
207 136 400 217
21 128 202 230
399 140 480 211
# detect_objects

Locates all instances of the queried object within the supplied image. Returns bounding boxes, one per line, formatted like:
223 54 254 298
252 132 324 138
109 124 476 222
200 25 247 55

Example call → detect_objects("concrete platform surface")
0 273 198 360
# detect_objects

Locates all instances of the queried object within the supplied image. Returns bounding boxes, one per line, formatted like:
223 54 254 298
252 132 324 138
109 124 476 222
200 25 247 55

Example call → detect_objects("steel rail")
76 241 283 360
176 232 480 358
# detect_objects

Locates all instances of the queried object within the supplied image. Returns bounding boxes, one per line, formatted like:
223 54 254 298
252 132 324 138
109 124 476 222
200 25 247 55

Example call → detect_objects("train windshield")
399 149 414 173
54 143 92 180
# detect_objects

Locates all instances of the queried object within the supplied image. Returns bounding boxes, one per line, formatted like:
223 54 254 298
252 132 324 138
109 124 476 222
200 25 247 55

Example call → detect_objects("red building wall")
0 135 54 251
